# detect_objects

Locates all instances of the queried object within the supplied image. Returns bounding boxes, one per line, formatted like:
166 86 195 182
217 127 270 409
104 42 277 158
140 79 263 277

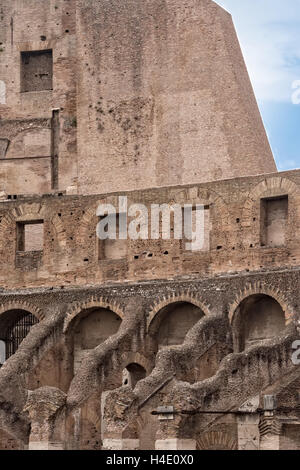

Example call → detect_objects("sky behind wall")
215 0 300 171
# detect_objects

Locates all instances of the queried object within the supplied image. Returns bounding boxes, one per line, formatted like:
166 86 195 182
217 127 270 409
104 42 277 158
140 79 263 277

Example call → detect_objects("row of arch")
0 286 293 367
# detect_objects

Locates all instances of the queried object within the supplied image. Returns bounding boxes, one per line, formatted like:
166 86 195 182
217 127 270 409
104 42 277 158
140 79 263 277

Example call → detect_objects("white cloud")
215 0 300 102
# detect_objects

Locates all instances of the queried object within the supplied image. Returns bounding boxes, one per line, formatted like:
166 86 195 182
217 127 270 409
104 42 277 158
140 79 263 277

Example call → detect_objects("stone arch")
0 203 67 252
76 205 98 247
0 202 44 227
232 294 287 352
5 127 51 159
244 177 299 209
66 300 124 374
13 202 45 220
122 363 147 388
0 303 41 361
242 176 300 228
51 214 68 248
76 196 122 259
170 186 231 249
147 292 210 331
76 197 116 245
120 351 152 375
0 203 44 241
196 431 237 450
0 138 10 159
171 185 228 212
228 282 294 325
64 297 124 333
0 301 43 321
147 293 209 349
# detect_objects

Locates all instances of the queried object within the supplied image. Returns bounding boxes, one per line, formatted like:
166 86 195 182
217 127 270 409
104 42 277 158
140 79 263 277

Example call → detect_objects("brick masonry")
0 0 299 451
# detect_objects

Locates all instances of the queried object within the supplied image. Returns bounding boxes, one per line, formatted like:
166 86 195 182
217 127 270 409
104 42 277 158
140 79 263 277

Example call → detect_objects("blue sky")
215 0 300 171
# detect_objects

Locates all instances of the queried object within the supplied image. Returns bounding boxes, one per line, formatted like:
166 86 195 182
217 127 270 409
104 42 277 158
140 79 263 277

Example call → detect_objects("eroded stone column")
154 408 196 450
237 396 260 450
259 396 281 450
24 386 66 450
259 414 281 450
101 387 140 450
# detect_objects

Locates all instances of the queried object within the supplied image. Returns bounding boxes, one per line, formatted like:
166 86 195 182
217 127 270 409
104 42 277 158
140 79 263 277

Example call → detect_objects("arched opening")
6 128 51 159
150 301 205 349
196 431 237 450
122 363 146 389
232 294 286 351
0 310 39 364
73 307 122 372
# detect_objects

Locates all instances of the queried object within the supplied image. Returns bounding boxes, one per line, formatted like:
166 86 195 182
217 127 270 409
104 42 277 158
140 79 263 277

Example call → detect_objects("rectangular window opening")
98 213 127 260
21 50 53 93
17 220 44 252
182 205 210 252
260 195 288 247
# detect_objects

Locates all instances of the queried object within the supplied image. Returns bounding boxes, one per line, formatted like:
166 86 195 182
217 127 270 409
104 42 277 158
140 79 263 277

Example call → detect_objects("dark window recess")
5 312 38 360
21 50 53 92
98 213 127 260
260 195 288 247
17 220 44 252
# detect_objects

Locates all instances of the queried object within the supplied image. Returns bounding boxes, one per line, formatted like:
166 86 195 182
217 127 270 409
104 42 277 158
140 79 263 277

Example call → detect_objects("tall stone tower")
76 0 277 193
0 0 276 195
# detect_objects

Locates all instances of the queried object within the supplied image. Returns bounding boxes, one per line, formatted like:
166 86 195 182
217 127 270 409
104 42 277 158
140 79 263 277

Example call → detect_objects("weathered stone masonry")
0 0 300 450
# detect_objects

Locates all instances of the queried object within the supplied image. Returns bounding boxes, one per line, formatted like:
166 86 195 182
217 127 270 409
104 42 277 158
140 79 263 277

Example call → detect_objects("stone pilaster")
102 438 140 450
155 439 196 450
24 386 66 450
237 396 260 450
259 414 281 450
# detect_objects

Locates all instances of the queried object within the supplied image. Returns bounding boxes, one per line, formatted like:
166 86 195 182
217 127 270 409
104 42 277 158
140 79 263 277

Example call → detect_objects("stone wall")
0 170 297 289
1 0 299 452
75 0 276 194
0 251 299 449
0 0 276 197
0 0 77 194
